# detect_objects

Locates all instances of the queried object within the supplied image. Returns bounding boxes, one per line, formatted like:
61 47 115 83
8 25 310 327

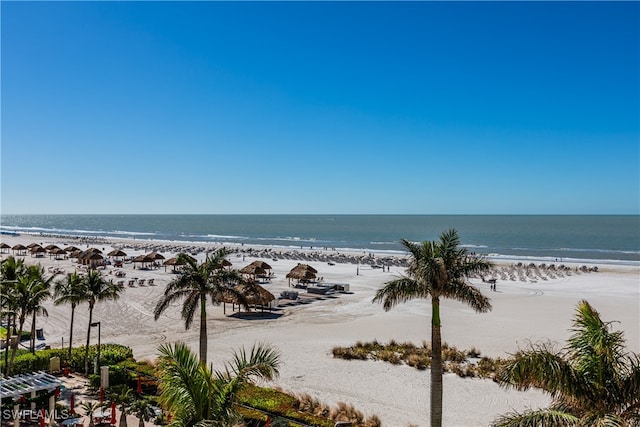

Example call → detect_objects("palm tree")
372 229 493 427
492 300 640 426
154 250 248 365
130 398 153 427
157 341 280 426
1 256 25 335
24 264 56 353
1 256 24 374
82 269 123 375
7 275 50 373
54 272 86 358
107 387 133 427
79 401 103 427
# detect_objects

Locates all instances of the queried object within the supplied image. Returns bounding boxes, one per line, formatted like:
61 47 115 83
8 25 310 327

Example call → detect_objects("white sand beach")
1 234 638 427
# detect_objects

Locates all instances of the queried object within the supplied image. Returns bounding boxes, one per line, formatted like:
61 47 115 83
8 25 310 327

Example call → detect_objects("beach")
1 233 638 426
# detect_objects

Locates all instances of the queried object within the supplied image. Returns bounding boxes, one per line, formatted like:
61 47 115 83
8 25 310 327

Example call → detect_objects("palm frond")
224 342 281 382
492 408 579 427
496 343 581 398
444 278 492 313
372 277 429 311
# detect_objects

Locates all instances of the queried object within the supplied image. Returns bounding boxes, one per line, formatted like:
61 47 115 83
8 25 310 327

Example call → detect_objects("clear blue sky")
1 1 638 214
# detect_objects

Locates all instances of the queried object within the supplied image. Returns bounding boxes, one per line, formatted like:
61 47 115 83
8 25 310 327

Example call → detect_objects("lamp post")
90 321 101 374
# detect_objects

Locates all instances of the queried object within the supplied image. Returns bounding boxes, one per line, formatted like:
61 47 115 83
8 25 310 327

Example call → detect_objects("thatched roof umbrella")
249 260 272 271
291 263 318 274
239 264 266 278
107 249 127 262
133 254 154 269
64 245 80 253
87 248 103 254
108 249 127 257
50 247 67 260
11 244 27 255
218 282 275 314
0 242 10 253
27 243 41 249
30 246 46 257
147 252 165 262
44 244 60 251
286 268 317 286
69 249 83 258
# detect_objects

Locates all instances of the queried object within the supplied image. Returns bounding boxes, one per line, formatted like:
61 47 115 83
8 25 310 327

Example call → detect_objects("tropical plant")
130 397 154 427
157 341 280 426
6 275 51 373
492 300 640 426
107 387 133 427
79 401 103 427
53 272 86 358
1 256 25 374
372 229 492 427
82 269 123 375
24 264 57 353
154 250 248 365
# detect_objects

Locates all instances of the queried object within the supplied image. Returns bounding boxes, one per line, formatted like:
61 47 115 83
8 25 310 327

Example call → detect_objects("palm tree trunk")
199 294 207 365
430 297 443 427
8 314 26 374
30 311 36 353
119 411 127 427
85 303 94 376
69 304 76 358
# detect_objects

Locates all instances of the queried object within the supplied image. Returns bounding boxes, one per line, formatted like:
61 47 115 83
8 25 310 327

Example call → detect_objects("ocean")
0 215 638 265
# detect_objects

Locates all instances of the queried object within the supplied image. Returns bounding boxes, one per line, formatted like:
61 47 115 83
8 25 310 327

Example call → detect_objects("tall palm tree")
157 341 280 426
373 229 493 427
6 275 50 373
493 300 640 426
24 264 56 353
82 269 123 375
54 272 86 358
154 250 248 365
1 256 25 334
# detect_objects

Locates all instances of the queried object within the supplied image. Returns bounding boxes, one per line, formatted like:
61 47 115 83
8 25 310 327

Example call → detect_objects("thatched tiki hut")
11 244 27 255
1 242 11 254
218 282 275 315
239 264 267 279
78 250 105 268
162 254 197 272
107 249 128 260
286 263 318 286
133 254 154 269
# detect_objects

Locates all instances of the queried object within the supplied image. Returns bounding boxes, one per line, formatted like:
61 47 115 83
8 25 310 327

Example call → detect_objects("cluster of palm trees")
1 256 123 376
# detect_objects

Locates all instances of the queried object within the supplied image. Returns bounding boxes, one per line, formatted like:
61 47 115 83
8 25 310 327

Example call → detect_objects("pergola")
0 371 63 426
0 371 62 399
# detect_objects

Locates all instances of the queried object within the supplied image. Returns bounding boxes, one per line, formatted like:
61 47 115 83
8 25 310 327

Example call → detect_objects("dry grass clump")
332 340 501 380
293 392 381 426
406 353 430 370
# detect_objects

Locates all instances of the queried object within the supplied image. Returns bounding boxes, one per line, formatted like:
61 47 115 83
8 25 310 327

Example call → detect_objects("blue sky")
1 1 638 215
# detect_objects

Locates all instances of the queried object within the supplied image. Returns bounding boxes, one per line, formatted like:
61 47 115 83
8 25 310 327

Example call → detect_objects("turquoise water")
1 215 638 264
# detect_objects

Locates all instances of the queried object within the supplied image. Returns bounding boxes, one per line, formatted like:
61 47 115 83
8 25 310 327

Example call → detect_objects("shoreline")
1 233 638 426
5 231 640 268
